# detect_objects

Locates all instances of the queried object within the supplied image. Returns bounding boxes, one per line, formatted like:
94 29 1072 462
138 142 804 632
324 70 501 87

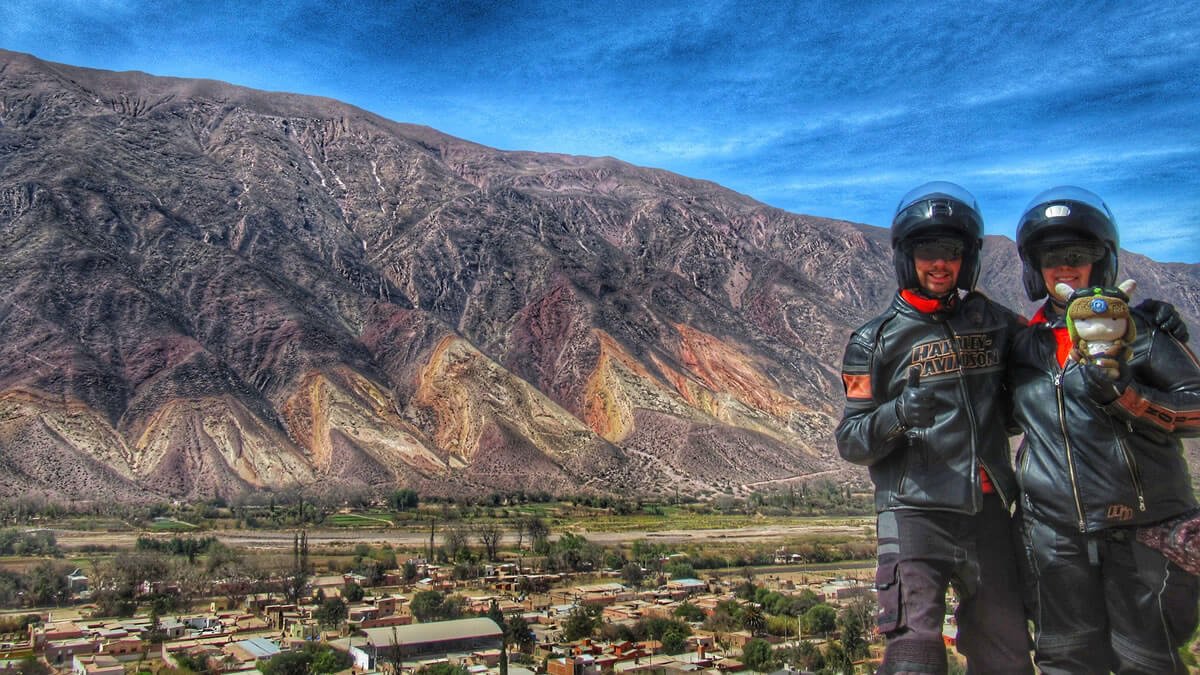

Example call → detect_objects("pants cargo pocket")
876 553 902 634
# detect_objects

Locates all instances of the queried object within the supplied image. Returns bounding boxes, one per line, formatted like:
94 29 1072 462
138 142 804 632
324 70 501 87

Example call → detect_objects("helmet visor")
910 237 965 261
1035 241 1106 268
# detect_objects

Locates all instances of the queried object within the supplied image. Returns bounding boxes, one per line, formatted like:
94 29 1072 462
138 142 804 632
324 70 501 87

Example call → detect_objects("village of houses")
0 550 919 675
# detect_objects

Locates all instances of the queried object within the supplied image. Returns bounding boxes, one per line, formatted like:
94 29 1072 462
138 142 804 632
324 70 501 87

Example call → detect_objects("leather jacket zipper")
1056 370 1088 532
1017 442 1030 484
945 324 995 511
977 458 1007 510
1110 418 1147 512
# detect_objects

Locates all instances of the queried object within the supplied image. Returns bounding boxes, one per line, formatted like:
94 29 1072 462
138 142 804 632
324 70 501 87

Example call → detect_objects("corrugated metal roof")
234 637 281 659
361 618 502 648
576 583 626 593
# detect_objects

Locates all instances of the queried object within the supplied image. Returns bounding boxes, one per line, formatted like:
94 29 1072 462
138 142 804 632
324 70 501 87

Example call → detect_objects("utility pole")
428 518 436 563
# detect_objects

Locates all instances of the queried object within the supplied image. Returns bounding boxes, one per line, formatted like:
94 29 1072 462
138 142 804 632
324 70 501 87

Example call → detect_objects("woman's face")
1042 261 1093 294
1036 240 1104 294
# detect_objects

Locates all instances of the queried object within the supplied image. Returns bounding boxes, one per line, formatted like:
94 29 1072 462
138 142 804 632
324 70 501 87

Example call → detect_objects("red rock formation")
1 49 1196 501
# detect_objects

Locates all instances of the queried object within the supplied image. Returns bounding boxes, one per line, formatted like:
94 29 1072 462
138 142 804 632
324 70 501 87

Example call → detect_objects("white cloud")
967 146 1195 181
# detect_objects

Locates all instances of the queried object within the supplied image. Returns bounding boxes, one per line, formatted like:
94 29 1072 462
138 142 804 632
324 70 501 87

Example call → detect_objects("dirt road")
49 520 872 552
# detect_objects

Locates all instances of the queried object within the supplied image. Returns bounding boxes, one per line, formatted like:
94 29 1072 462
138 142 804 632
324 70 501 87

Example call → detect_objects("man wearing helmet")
837 182 1033 673
1010 186 1200 673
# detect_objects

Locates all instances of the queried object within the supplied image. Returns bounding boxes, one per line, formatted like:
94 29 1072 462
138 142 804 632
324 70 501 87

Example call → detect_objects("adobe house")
351 617 503 671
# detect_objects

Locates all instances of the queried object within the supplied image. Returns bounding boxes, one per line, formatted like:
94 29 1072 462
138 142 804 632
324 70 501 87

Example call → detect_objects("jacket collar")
1030 301 1067 328
897 289 961 319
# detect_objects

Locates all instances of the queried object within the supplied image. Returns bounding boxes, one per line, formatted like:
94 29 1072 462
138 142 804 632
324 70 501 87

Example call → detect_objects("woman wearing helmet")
1010 186 1200 673
838 182 1032 673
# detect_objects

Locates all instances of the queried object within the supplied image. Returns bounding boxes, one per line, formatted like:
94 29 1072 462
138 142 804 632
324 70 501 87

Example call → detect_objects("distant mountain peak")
2 50 1197 502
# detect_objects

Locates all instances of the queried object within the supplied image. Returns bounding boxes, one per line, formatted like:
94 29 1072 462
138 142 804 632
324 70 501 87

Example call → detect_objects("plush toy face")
1072 300 1130 354
1054 280 1137 372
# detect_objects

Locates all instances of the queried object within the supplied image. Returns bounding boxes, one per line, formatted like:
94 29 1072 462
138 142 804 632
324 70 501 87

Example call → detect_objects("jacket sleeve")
835 332 907 466
1002 309 1027 436
1102 321 1200 436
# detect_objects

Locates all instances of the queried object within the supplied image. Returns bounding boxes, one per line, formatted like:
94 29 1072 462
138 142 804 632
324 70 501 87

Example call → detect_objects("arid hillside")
1 49 1197 502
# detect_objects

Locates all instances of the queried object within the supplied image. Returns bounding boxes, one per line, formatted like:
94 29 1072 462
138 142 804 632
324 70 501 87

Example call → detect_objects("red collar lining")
901 289 949 314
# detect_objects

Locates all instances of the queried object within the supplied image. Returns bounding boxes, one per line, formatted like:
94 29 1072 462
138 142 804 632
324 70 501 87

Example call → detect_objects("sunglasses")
911 238 964 261
1038 243 1105 268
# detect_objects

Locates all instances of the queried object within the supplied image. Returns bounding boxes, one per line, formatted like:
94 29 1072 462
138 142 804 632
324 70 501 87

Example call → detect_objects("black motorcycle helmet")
891 181 983 292
1016 186 1119 301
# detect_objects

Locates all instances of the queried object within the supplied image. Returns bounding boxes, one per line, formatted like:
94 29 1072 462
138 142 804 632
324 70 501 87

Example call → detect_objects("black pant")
875 496 1033 674
1021 512 1200 674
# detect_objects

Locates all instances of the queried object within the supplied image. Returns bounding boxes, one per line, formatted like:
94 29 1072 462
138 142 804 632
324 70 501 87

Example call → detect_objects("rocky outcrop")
1 49 1197 502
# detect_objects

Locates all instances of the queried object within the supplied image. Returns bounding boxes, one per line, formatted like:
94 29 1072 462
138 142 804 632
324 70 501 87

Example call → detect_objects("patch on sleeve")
842 373 871 400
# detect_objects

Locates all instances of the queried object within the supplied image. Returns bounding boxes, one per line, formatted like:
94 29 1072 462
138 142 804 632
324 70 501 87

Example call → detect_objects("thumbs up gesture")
895 366 937 428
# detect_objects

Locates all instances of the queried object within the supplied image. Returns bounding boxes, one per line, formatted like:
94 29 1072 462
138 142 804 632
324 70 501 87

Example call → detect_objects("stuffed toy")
1054 280 1137 379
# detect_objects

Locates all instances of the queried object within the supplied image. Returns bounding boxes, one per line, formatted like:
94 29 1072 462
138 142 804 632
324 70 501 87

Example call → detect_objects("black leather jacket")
837 291 1023 514
1010 304 1200 532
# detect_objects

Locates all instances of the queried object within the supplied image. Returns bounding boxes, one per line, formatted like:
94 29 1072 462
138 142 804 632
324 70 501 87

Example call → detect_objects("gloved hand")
1082 358 1132 405
895 366 936 428
1137 298 1189 343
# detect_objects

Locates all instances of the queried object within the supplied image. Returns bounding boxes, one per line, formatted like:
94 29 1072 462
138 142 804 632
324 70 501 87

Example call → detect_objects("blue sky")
3 1 1199 262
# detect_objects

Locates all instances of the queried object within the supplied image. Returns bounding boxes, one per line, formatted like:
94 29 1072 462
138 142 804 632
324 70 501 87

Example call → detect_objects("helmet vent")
930 202 952 217
1045 205 1071 218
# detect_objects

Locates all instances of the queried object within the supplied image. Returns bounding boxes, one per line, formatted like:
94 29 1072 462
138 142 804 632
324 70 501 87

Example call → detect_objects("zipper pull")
1054 372 1063 387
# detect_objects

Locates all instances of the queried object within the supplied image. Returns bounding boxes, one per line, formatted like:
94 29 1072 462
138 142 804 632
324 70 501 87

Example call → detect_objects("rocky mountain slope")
2 49 1197 503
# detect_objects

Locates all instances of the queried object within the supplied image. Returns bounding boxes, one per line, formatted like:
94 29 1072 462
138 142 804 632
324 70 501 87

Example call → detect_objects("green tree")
27 561 70 606
822 640 852 674
662 627 687 655
313 597 348 628
786 588 822 616
402 560 419 584
741 604 766 636
204 540 243 574
506 615 535 653
14 655 51 675
90 551 170 616
411 590 446 622
390 489 419 510
621 562 645 588
410 590 464 622
735 579 757 600
258 650 311 675
674 601 705 623
259 644 349 675
283 530 310 605
561 606 600 641
174 651 212 674
793 640 825 671
741 638 775 672
664 561 696 579
635 617 691 642
524 516 550 554
311 648 348 674
802 604 838 636
486 599 505 627
343 581 365 602
838 597 874 660
702 600 741 633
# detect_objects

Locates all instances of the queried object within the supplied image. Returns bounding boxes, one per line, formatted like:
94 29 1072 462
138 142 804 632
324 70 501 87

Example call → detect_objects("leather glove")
895 366 936 428
1081 359 1132 405
1137 298 1189 343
